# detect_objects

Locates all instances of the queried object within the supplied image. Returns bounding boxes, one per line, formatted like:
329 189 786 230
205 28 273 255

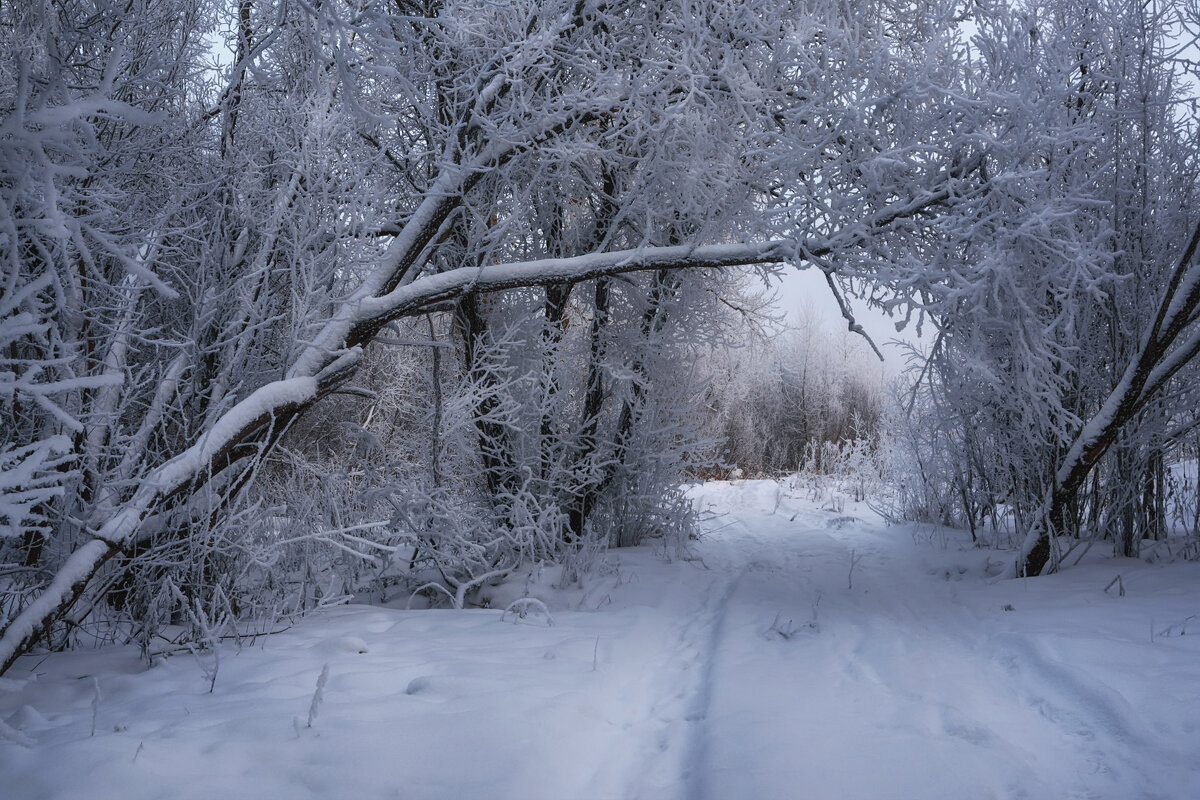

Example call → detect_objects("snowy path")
4 479 1200 799
688 481 1200 799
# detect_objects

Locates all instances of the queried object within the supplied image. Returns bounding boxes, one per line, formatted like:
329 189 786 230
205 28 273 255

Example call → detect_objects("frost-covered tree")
1 0 1037 672
885 0 1200 574
0 0 220 644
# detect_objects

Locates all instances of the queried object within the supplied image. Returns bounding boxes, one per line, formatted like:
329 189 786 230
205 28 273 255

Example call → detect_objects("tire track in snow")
619 557 744 800
991 632 1149 751
681 569 743 800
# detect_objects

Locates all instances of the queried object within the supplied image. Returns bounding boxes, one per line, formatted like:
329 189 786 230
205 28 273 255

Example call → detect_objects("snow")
4 478 1200 799
357 241 791 326
183 377 319 482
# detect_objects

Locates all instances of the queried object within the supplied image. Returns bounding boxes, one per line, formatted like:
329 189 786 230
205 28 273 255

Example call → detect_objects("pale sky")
770 265 927 379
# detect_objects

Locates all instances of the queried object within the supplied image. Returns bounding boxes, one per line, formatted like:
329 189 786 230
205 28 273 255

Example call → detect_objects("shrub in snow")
501 598 554 627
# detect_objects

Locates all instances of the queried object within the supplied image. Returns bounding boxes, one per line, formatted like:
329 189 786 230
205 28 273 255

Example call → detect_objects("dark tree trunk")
454 292 519 501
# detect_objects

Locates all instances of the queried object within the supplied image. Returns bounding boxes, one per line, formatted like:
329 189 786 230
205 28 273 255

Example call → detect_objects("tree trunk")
1020 221 1200 576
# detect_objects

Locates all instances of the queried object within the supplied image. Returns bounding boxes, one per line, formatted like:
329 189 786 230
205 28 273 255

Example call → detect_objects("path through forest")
679 481 1200 800
3 479 1200 799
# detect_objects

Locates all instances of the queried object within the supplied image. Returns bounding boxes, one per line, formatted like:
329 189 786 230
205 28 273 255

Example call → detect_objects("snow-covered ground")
3 479 1200 799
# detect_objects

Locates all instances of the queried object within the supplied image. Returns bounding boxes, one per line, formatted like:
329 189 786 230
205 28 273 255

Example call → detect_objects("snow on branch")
1014 220 1200 576
353 241 795 331
0 437 75 540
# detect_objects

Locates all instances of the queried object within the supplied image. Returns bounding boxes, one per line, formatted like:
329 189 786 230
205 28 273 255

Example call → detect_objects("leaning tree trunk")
1020 221 1200 575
